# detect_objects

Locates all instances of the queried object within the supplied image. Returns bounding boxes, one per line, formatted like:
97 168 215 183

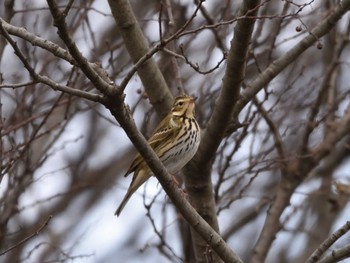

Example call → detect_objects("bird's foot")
171 174 180 187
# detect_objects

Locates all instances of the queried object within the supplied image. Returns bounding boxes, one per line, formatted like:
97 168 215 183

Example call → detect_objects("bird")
115 94 200 216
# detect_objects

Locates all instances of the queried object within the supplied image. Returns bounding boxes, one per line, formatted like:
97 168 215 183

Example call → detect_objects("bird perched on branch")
115 94 200 216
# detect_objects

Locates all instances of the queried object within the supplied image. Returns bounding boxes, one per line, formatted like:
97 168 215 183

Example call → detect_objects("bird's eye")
178 101 184 106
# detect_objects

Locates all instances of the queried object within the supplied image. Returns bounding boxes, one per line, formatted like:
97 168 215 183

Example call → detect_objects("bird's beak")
191 96 198 102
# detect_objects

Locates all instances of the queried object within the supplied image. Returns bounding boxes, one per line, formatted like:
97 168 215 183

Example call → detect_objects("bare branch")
105 94 243 263
318 244 350 263
1 1 350 262
252 97 286 170
0 215 52 256
306 221 350 263
46 0 116 96
0 17 76 65
184 0 261 261
191 0 260 173
0 20 103 102
234 0 350 121
108 0 173 117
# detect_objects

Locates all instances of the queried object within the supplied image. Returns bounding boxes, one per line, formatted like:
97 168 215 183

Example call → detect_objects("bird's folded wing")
124 116 180 177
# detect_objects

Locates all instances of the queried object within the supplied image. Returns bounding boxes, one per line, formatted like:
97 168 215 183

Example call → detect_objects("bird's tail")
115 170 150 216
115 190 133 216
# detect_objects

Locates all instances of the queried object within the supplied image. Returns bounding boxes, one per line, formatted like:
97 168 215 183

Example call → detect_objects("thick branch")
193 0 260 169
108 0 173 117
318 244 350 263
306 221 350 263
183 1 261 262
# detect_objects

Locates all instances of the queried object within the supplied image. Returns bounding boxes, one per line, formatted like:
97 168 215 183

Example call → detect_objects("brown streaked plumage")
115 95 200 216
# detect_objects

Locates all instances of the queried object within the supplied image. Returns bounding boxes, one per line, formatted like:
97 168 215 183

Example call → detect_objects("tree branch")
0 17 114 85
306 221 350 263
251 90 350 263
0 215 52 256
0 17 76 65
193 0 261 171
47 0 116 97
0 19 103 102
251 102 350 263
232 0 350 126
105 95 243 263
183 1 261 262
318 243 350 263
108 0 173 117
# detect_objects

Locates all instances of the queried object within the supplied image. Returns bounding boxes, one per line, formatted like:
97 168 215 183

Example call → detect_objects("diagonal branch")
318 243 350 263
108 0 173 117
0 17 76 65
232 0 350 122
47 0 116 97
0 20 103 102
191 0 260 172
252 97 286 172
183 1 261 262
306 221 350 263
0 17 114 85
0 215 52 256
251 103 350 263
44 8 240 261
105 95 243 263
108 0 206 117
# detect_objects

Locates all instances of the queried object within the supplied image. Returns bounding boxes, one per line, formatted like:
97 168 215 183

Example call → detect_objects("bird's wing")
124 115 180 177
148 115 180 149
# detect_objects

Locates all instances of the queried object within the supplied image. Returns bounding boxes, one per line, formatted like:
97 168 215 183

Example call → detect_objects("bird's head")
171 95 197 118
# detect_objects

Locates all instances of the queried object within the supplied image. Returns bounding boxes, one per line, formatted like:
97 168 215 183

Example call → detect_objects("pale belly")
161 129 200 174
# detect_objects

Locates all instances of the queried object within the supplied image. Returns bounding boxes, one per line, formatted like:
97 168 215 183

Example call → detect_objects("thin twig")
252 97 287 173
118 0 205 91
0 215 53 256
0 19 103 102
46 0 116 97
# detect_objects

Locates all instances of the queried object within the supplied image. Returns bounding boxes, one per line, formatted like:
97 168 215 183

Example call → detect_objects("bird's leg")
170 173 188 199
179 187 188 200
171 174 180 187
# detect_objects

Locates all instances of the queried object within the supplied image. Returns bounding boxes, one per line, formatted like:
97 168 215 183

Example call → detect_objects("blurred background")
1 0 350 262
